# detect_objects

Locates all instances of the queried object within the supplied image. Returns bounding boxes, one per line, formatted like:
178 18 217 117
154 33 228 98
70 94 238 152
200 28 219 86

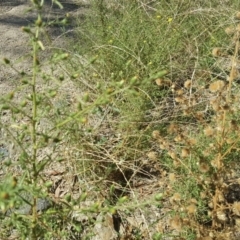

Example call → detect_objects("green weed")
1 0 240 239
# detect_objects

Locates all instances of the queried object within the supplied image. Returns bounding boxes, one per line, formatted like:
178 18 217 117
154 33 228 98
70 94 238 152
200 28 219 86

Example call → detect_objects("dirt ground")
0 0 88 89
0 0 89 157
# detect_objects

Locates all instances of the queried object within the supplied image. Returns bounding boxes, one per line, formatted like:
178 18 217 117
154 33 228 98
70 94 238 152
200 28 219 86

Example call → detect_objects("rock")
6 195 51 216
0 146 8 161
92 213 119 240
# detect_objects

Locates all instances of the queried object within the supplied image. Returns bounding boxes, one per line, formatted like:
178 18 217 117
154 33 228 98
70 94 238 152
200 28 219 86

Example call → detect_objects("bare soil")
0 0 88 87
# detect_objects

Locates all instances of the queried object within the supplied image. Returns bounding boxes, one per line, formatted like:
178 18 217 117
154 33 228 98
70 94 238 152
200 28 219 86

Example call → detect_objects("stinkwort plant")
0 0 75 238
2 1 240 239
0 0 109 239
64 1 240 239
0 1 157 239
150 12 240 239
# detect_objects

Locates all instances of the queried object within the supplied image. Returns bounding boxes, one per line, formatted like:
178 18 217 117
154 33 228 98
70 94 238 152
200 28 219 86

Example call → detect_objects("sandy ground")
0 0 89 155
0 0 88 90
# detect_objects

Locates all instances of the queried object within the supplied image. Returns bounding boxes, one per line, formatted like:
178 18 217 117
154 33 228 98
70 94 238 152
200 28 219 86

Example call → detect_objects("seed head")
171 193 181 202
200 192 207 199
184 80 192 89
147 151 157 161
195 111 204 121
212 48 222 57
176 89 184 96
199 161 210 173
211 157 222 169
155 78 164 86
168 151 177 160
169 173 176 182
232 202 240 216
236 12 240 19
159 144 166 150
186 204 197 214
169 216 182 231
152 130 160 139
155 78 172 87
204 126 214 136
174 134 184 142
209 80 225 93
181 148 190 158
217 192 225 203
216 210 227 222
173 160 180 167
168 123 179 133
175 96 185 103
236 23 240 32
210 100 220 112
225 26 235 35
235 218 240 227
188 138 197 146
208 201 213 209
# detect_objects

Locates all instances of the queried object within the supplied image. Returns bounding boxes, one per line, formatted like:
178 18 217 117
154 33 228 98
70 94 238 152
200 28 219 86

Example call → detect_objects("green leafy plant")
1 0 240 239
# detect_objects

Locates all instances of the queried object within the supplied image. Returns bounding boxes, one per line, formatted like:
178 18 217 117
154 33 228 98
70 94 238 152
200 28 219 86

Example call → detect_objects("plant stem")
30 16 40 240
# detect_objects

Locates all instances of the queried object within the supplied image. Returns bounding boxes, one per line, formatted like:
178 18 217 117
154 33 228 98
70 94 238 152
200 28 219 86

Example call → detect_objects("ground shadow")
0 0 88 36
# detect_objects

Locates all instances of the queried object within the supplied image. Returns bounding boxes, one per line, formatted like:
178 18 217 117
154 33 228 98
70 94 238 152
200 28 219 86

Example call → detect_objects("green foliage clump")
1 0 240 239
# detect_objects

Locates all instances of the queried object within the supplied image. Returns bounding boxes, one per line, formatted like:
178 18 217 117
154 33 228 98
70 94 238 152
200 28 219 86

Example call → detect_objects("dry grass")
1 0 240 239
